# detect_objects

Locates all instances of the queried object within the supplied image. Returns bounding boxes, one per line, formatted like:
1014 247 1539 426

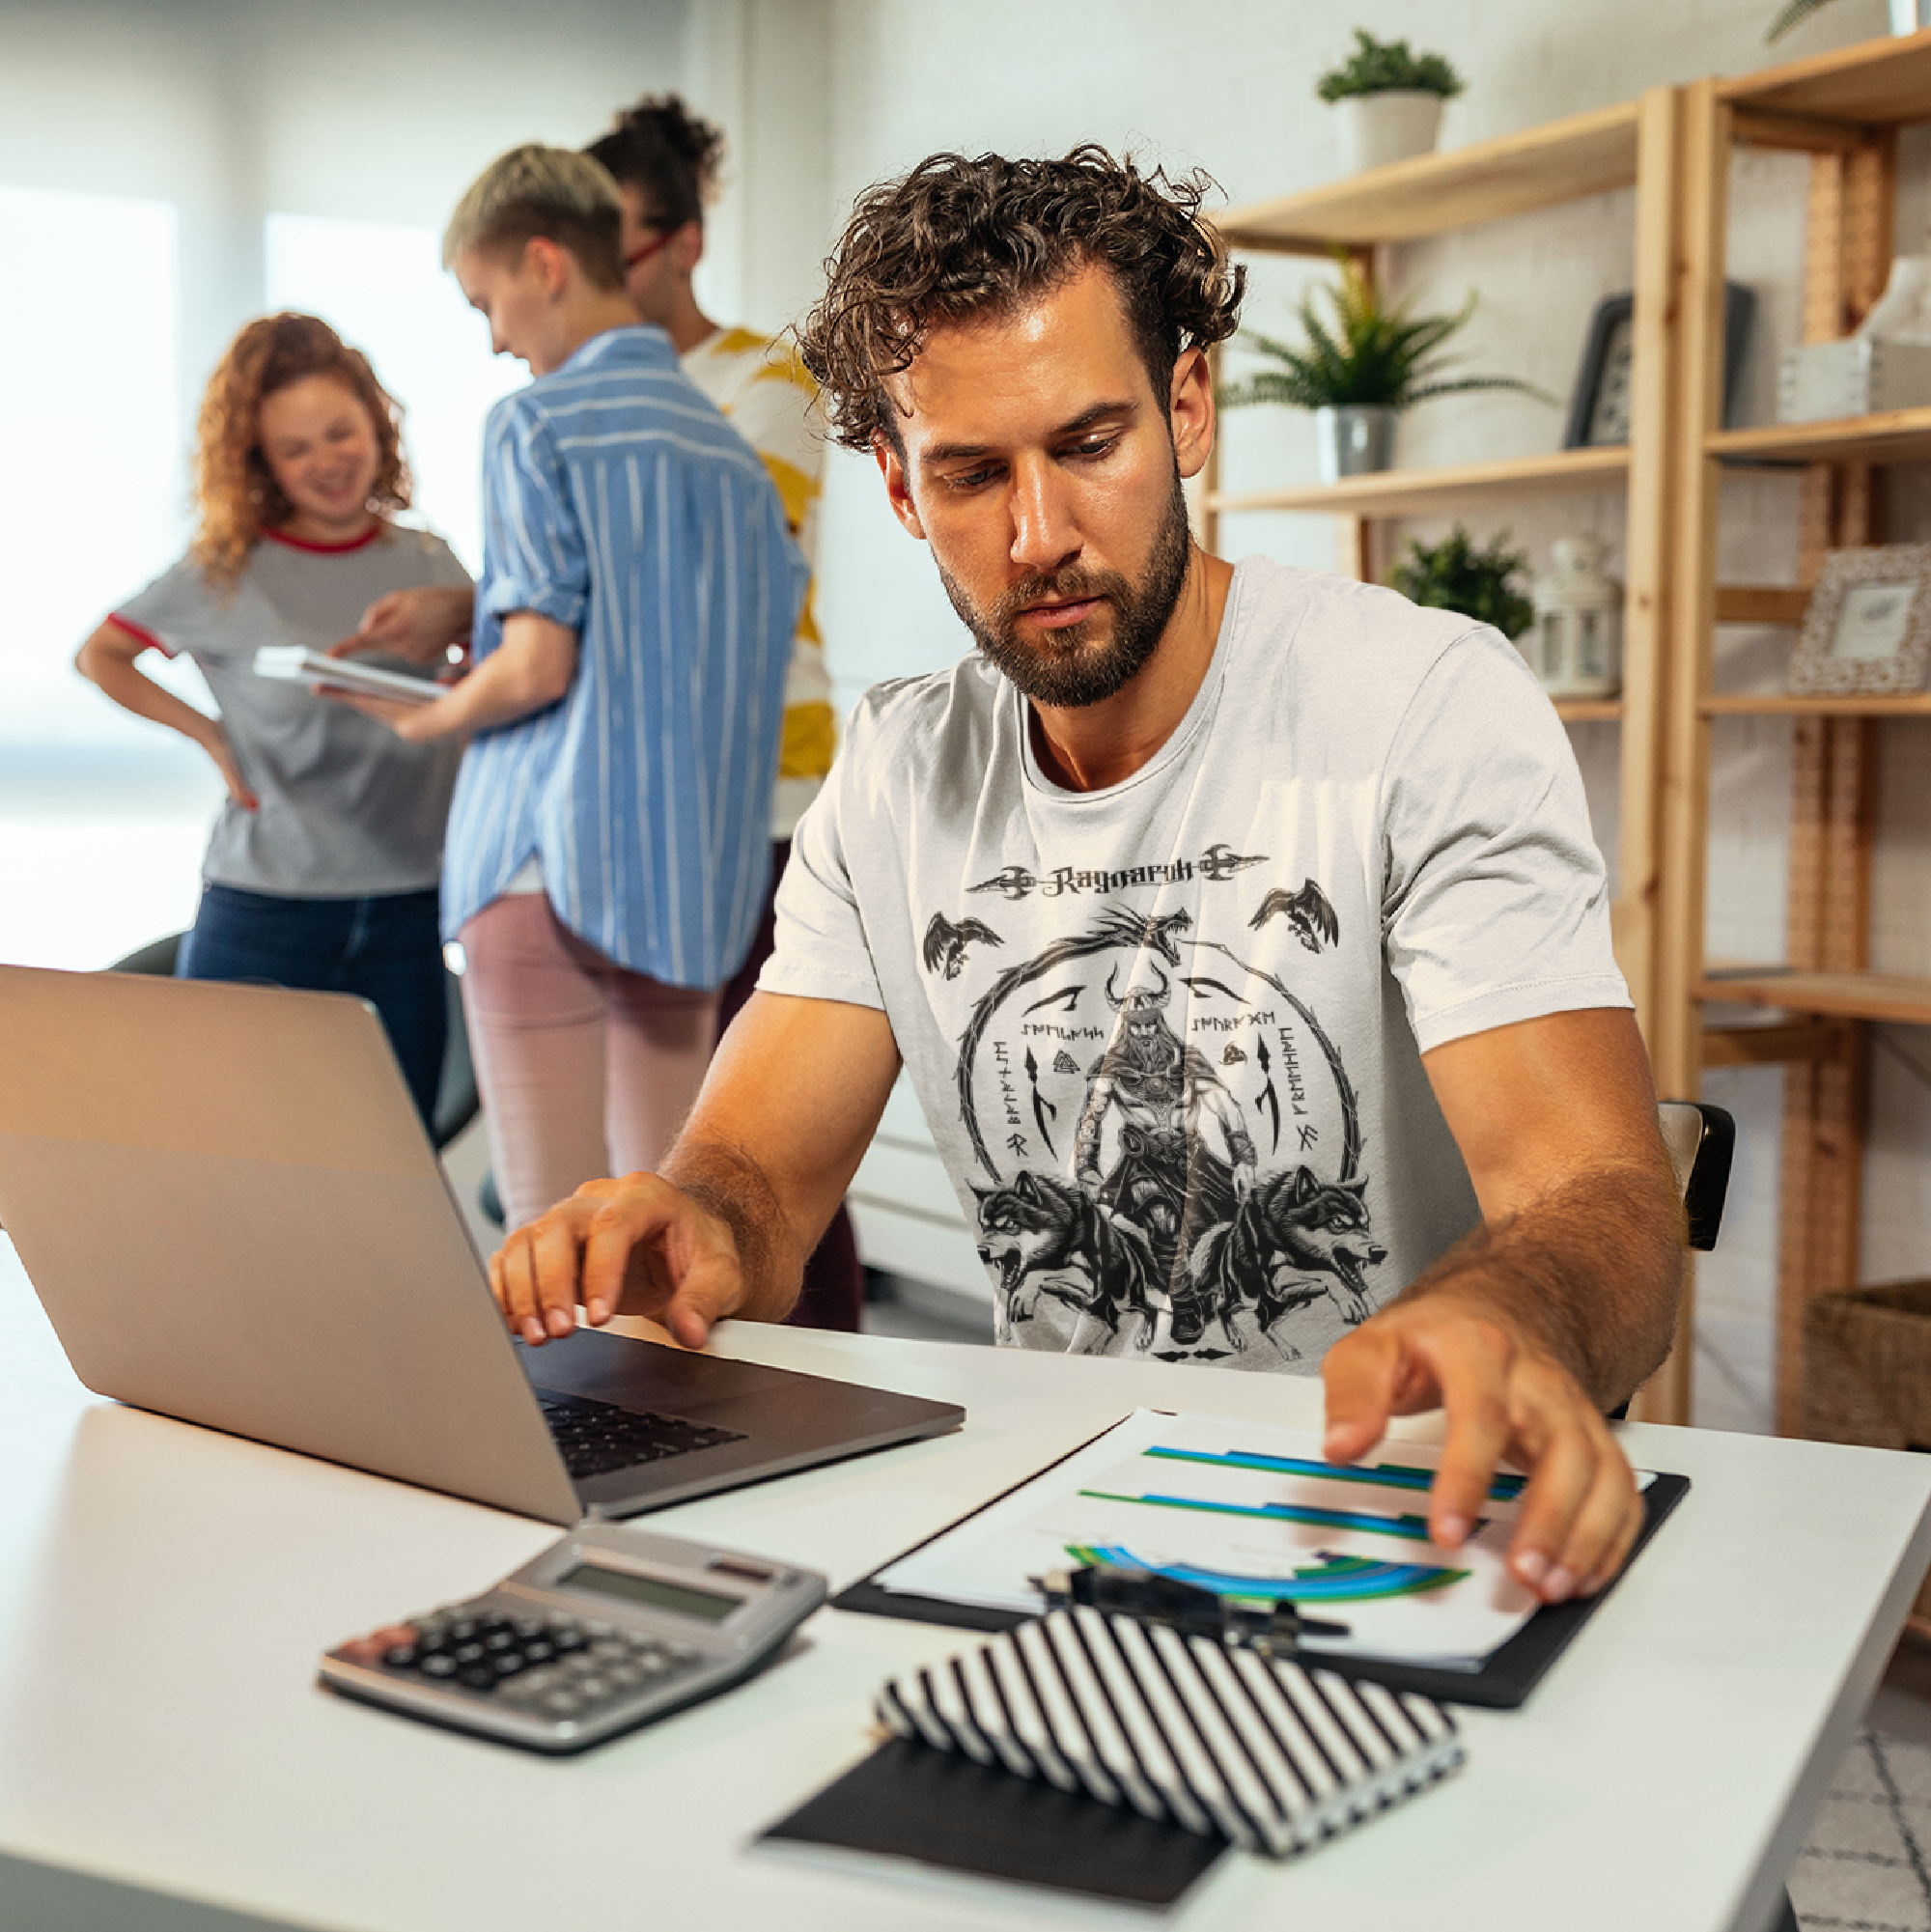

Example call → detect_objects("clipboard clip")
1030 1563 1350 1657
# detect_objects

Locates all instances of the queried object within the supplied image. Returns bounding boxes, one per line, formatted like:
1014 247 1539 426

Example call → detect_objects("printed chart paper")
877 1410 1571 1668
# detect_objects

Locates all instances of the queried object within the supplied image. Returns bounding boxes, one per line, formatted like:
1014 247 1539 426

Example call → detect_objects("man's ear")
1168 345 1216 484
874 432 929 542
669 220 704 277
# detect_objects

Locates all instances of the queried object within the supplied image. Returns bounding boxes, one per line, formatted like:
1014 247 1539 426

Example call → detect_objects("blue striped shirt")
441 326 806 986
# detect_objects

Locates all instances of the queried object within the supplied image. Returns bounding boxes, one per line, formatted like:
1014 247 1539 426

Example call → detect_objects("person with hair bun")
75 312 472 1125
584 93 861 1332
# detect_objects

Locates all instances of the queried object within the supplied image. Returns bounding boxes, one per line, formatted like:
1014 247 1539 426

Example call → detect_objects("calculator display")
556 1561 740 1622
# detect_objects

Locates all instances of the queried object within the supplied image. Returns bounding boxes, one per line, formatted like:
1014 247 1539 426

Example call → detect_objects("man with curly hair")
493 147 1685 1610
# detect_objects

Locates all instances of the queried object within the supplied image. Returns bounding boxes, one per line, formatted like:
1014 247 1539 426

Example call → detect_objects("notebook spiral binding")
876 1605 1467 1858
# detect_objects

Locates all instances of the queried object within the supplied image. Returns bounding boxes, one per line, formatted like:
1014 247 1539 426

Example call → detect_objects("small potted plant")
1217 257 1549 482
1388 526 1534 639
1317 30 1465 174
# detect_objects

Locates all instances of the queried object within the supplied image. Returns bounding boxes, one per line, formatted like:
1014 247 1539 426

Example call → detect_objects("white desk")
2 1235 1927 1932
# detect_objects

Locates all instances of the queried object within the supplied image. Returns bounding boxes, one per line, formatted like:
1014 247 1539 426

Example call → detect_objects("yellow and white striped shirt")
682 326 834 839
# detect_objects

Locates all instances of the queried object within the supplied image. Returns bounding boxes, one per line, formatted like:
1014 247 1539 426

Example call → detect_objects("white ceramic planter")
1335 91 1445 175
1893 0 1931 31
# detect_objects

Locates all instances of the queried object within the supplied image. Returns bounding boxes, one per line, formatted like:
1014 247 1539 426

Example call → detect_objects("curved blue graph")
1065 1543 1467 1603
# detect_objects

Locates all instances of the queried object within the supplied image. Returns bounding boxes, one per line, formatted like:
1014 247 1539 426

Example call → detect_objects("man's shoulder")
1228 556 1540 745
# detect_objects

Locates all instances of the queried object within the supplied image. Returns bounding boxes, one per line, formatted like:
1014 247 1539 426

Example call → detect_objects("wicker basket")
1803 1280 1931 1623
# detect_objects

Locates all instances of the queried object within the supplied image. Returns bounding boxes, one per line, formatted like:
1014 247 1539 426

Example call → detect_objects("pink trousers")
460 895 719 1232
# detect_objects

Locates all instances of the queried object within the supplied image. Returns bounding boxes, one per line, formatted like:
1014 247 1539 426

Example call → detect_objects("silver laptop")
0 965 963 1526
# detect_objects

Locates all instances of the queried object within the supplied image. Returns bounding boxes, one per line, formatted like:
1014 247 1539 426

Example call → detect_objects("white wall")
800 0 1931 1428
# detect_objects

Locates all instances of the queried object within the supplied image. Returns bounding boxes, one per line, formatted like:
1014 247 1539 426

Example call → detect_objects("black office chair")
1657 1099 1736 1255
105 932 480 1154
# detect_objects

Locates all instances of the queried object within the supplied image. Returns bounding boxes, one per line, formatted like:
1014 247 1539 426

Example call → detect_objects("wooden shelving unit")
1701 693 1931 715
1695 971 1931 1027
1208 88 1680 1054
1712 406 1931 465
1206 446 1627 519
1206 41 1931 1434
1213 101 1641 253
1658 32 1931 1434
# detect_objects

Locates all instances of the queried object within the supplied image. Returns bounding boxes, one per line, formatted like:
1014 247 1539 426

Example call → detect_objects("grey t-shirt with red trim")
113 525 472 897
761 556 1630 1372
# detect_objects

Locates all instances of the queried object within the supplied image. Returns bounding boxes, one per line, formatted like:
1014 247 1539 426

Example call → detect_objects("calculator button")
513 1617 545 1638
590 1638 629 1662
550 1630 586 1654
419 1654 459 1679
447 1619 479 1642
575 1676 610 1702
381 1645 418 1669
492 1653 525 1678
541 1691 584 1719
484 1631 516 1653
522 1640 554 1666
460 1666 497 1691
453 1641 487 1666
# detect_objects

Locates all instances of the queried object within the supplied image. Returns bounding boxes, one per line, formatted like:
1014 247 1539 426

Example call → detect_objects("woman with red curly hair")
75 312 473 1126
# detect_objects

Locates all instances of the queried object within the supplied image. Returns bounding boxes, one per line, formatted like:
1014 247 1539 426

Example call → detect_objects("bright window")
0 185 182 747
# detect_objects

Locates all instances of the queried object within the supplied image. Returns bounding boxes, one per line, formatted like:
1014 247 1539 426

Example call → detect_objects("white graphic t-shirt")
762 558 1630 1372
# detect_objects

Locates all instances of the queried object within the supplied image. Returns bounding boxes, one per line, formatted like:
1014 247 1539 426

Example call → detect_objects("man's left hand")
1321 1292 1642 1605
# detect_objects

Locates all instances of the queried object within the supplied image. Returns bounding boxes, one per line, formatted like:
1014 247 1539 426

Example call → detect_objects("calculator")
319 1524 827 1753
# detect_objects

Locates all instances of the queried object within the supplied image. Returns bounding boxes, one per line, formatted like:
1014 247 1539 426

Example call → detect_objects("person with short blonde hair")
337 142 804 1243
441 143 627 291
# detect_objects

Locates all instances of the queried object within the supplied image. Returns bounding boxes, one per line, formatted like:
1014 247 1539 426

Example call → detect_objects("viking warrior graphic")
1073 965 1257 1343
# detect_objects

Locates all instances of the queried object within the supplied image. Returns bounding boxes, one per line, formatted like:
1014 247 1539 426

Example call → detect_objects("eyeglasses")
624 230 674 271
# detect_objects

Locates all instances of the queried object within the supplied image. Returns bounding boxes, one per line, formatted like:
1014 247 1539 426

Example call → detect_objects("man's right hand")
329 584 474 666
488 1173 748 1352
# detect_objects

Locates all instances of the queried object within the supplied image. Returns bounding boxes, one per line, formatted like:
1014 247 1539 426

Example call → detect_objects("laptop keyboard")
536 1392 748 1481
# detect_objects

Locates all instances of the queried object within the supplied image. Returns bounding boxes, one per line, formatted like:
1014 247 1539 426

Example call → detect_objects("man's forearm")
658 1137 807 1325
1398 1163 1684 1409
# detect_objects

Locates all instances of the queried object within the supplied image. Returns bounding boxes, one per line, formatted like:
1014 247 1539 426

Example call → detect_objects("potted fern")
1318 30 1465 174
1217 257 1549 482
1388 526 1534 640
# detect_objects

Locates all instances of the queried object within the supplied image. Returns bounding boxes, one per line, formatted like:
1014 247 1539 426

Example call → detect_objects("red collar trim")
262 522 383 555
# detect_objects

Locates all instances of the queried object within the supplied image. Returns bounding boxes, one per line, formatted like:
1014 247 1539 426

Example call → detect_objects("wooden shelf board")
1715 584 1809 626
1554 698 1623 721
1206 445 1628 519
1693 970 1931 1026
1719 29 1931 126
1710 407 1931 467
1213 101 1640 252
1702 693 1931 715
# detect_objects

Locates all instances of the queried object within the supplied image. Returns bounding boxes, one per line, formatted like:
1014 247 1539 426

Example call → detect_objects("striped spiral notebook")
877 1605 1466 1858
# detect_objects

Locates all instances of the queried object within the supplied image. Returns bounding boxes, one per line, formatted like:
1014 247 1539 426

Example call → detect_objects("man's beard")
936 468 1193 710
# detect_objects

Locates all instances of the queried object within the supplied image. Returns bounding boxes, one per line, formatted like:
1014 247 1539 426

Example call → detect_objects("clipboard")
831 1415 1690 1710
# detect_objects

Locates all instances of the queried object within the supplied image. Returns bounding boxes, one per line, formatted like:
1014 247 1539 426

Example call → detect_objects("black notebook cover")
832 1456 1691 1711
759 1736 1225 1908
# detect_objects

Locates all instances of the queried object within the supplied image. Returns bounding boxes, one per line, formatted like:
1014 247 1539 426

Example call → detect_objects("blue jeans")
178 883 446 1129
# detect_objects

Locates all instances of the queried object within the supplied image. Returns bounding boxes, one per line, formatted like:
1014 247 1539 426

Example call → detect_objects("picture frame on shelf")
1563 282 1754 448
1788 545 1931 696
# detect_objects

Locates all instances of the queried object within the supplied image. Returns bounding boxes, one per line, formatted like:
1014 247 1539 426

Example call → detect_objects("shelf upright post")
1772 121 1895 1435
1641 78 1732 1428
1616 84 1685 1046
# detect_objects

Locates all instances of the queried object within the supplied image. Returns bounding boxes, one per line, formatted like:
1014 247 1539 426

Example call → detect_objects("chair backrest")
105 932 480 1153
1657 1100 1735 1253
